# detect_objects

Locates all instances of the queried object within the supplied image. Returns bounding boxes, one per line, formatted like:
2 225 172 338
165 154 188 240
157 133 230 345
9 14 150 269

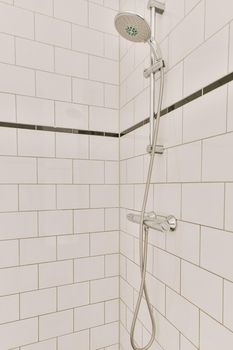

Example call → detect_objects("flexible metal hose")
130 66 165 350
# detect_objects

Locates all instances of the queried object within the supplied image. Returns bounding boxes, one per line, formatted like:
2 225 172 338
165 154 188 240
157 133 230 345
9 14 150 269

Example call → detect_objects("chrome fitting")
147 144 164 154
147 0 165 14
144 59 164 78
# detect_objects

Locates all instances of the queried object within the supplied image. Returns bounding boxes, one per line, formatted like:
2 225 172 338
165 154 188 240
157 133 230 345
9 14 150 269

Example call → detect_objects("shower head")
114 12 151 43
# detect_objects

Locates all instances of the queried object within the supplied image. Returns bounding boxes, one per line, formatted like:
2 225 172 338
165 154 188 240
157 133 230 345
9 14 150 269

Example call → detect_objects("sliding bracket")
147 0 165 14
147 144 164 154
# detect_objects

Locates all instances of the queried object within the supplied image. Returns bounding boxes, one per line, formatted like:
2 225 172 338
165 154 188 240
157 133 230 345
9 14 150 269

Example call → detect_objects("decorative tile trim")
0 121 119 138
120 71 233 137
0 72 232 138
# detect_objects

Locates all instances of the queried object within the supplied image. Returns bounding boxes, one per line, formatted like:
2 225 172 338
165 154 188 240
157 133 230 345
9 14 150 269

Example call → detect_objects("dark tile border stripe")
120 71 233 137
0 121 119 138
0 72 232 138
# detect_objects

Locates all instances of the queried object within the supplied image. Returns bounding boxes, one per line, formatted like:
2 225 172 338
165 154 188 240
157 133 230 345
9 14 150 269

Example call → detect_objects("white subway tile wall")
119 0 233 349
0 0 120 349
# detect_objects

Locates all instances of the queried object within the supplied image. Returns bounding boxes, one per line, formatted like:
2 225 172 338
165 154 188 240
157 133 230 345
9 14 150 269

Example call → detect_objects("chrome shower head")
114 12 151 43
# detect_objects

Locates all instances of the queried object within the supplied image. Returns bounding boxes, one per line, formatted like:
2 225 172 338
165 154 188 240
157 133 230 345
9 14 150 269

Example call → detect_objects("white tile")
105 161 119 184
36 71 71 102
205 0 233 38
17 96 54 126
74 208 104 233
16 38 54 71
181 261 222 321
54 0 88 26
105 254 119 277
120 184 134 210
0 265 37 296
90 106 118 133
134 88 149 124
73 160 104 184
0 240 18 268
0 63 35 96
19 185 56 211
90 56 119 85
154 184 181 218
39 260 73 288
89 3 117 35
72 24 104 56
0 157 36 183
39 310 73 341
203 133 233 181
0 3 34 39
168 141 201 182
166 288 199 346
144 153 167 184
90 322 118 350
91 276 119 303
39 210 73 237
58 330 89 350
182 183 224 228
104 0 119 10
56 133 88 159
105 33 119 60
224 280 233 331
183 85 227 142
35 14 71 48
166 221 200 264
155 0 185 42
90 231 119 255
74 303 104 331
57 234 89 259
229 23 233 73
169 2 204 67
0 185 18 212
90 136 118 161
201 226 233 282
73 78 104 106
225 183 233 231
105 208 119 230
57 185 89 209
20 288 56 318
200 312 233 350
55 101 88 129
185 0 201 14
154 248 180 292
120 133 134 160
180 335 198 350
14 0 53 15
157 109 183 148
0 294 18 324
74 256 104 282
120 277 134 310
55 47 88 78
127 156 144 184
0 318 38 349
105 299 119 323
21 339 56 350
0 33 15 64
163 62 183 107
0 212 37 240
228 82 233 131
120 101 134 132
90 185 119 208
105 84 119 109
0 93 15 122
184 27 229 96
58 282 89 310
38 158 72 184
0 128 16 155
20 237 56 264
18 129 55 157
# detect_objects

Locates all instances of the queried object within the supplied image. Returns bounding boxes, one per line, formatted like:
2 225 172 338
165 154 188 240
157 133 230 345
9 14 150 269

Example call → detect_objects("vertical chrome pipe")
149 6 156 146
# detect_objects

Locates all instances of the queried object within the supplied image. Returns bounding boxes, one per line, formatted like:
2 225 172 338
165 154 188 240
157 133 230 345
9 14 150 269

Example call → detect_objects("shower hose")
130 65 165 350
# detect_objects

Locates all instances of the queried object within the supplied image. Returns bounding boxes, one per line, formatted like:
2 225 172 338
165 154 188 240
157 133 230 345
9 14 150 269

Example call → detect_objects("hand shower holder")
127 211 177 233
147 0 165 14
147 144 164 154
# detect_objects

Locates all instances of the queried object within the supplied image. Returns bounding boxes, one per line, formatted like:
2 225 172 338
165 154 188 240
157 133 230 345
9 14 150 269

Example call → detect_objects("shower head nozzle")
114 12 151 43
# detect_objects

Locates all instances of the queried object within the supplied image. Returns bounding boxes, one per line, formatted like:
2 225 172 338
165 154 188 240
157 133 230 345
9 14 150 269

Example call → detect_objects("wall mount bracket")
147 144 164 154
147 0 165 14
